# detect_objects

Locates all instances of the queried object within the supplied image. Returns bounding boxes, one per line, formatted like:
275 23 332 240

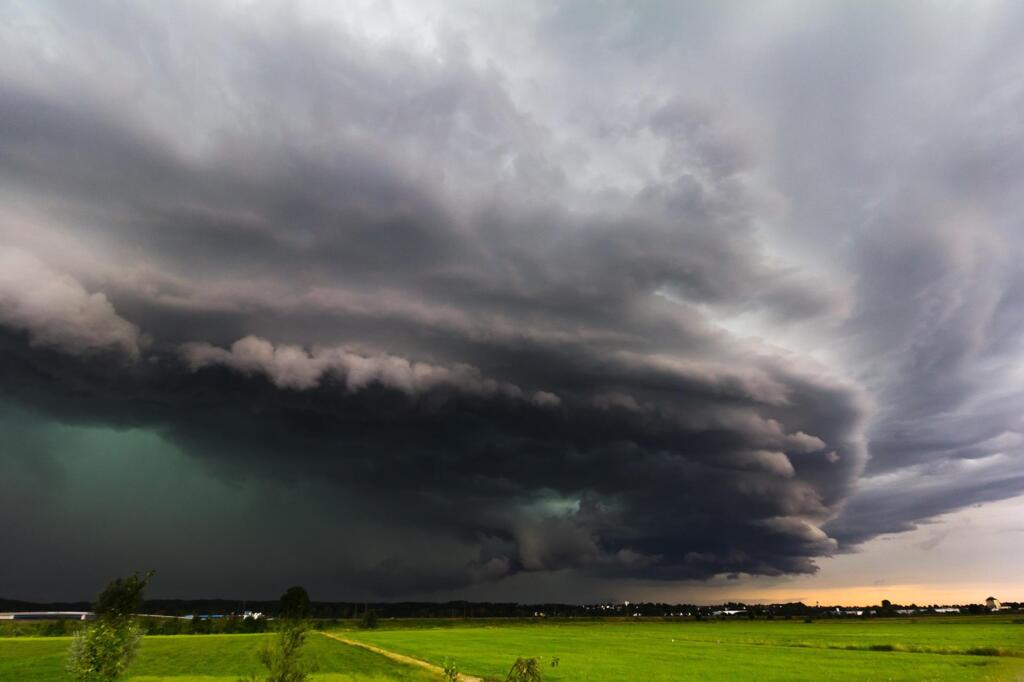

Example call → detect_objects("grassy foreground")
2 617 1021 680
337 616 1024 681
0 632 437 681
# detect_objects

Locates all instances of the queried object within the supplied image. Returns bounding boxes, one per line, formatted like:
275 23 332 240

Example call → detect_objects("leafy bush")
239 621 317 682
43 620 71 636
189 616 214 635
140 619 180 636
67 571 153 681
505 657 542 682
136 615 267 636
68 620 143 681
443 657 459 682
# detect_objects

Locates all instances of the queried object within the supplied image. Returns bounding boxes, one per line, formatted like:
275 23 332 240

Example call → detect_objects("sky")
1 0 1023 605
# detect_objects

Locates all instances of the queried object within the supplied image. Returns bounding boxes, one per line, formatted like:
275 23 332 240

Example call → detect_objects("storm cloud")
1 0 1022 599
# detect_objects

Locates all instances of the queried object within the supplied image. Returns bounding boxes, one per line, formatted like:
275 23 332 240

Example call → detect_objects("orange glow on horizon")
715 582 1023 607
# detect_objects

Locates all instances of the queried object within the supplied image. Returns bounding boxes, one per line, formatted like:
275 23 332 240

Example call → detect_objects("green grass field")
0 632 436 681
1 617 1021 681
337 616 1024 681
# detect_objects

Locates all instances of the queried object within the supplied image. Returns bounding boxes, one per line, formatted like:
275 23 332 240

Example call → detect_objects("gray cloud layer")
1 0 1022 598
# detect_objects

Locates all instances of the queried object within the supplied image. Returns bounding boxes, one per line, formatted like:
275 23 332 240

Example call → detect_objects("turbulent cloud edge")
181 334 561 406
0 248 142 360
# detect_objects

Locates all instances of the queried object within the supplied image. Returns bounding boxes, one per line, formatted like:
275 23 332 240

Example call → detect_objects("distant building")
0 611 93 621
986 597 1001 611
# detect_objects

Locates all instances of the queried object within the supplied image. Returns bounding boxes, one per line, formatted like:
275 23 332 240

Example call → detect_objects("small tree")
245 623 314 682
240 586 316 682
359 608 378 630
505 657 542 682
68 571 154 681
93 573 152 619
442 657 459 682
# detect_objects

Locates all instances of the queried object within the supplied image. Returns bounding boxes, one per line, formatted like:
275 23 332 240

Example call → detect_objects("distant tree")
44 620 69 636
93 573 152 619
68 571 154 681
279 586 311 620
359 609 378 630
189 615 213 635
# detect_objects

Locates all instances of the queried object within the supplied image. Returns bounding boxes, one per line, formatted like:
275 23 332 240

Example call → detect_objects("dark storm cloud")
1 0 1022 597
0 317 865 593
746 1 1024 546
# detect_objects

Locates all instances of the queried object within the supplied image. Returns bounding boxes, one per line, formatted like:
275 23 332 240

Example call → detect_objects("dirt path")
319 630 483 682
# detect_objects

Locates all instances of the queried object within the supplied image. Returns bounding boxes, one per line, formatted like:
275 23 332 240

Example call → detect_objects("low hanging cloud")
0 248 142 360
182 334 562 408
1 0 1023 598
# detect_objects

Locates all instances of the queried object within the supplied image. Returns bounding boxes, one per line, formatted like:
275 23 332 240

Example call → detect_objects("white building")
0 611 92 621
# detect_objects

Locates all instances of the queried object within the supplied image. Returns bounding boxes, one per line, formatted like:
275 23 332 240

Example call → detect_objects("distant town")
2 596 1019 624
